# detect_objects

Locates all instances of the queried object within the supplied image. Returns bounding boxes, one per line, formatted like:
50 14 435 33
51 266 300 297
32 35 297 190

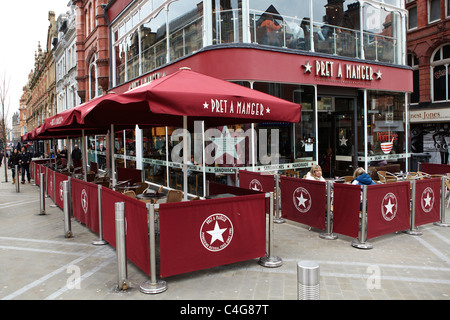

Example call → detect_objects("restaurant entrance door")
318 96 357 178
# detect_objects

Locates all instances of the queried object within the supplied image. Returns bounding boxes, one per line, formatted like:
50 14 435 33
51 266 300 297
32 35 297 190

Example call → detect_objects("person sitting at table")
305 164 326 182
259 15 282 46
351 167 375 186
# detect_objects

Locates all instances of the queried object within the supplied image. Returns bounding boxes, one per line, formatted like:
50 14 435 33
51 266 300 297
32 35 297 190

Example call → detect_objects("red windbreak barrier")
35 164 41 186
30 162 35 180
159 194 266 278
332 183 361 238
209 181 261 196
366 182 410 239
239 170 274 192
280 176 326 230
101 187 150 275
415 178 441 226
420 163 450 175
54 171 69 209
47 168 55 202
71 178 99 233
117 167 142 184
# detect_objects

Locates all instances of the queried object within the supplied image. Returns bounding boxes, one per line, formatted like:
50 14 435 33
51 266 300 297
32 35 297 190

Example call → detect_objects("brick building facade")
407 0 450 164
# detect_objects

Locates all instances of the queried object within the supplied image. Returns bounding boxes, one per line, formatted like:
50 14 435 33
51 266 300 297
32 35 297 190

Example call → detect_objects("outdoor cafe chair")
377 171 397 183
166 190 183 203
123 190 137 199
135 182 149 195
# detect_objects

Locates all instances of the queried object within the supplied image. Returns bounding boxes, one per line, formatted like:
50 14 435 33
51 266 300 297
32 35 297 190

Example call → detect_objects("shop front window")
362 3 401 64
141 8 167 75
249 0 311 50
168 0 204 60
212 0 242 44
366 91 406 172
312 0 360 57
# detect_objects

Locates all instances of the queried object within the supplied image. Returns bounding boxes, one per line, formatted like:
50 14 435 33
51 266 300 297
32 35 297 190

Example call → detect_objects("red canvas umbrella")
74 68 301 198
77 68 301 127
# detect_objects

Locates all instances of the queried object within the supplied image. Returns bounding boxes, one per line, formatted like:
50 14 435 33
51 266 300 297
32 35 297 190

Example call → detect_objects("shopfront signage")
302 60 382 83
410 108 450 123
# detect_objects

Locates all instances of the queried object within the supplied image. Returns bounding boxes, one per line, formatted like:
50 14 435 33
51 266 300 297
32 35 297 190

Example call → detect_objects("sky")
0 1 72 125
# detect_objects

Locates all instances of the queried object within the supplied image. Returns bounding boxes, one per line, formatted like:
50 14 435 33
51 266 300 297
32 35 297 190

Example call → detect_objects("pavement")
0 165 449 303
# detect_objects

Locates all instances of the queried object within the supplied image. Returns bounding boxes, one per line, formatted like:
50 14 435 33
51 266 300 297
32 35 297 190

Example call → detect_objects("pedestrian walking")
19 146 31 183
8 148 20 184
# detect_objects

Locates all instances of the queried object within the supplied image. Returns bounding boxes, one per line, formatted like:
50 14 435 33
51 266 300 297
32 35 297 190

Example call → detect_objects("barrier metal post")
115 202 128 291
297 260 320 300
63 180 72 238
50 170 57 208
140 203 167 294
15 165 20 193
434 176 450 227
274 174 285 224
92 184 107 245
351 185 373 249
320 181 338 240
259 192 283 267
39 172 46 215
405 180 423 235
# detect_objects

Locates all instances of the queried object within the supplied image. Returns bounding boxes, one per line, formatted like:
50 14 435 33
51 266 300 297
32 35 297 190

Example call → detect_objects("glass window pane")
408 6 417 29
141 9 167 74
212 0 243 44
430 0 441 22
168 0 203 61
249 0 311 49
433 65 447 101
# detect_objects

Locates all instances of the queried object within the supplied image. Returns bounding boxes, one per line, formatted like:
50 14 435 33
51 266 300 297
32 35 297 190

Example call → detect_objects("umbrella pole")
111 124 116 188
183 116 188 201
82 130 87 181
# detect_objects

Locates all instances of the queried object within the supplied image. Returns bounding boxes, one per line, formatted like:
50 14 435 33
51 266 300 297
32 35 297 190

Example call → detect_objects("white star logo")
375 69 382 80
266 107 271 114
206 221 227 245
297 193 308 208
384 199 395 215
203 102 209 109
339 135 348 146
303 61 312 73
423 193 432 207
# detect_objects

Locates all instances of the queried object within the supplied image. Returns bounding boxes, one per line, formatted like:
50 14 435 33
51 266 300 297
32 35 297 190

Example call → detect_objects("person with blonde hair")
351 167 375 186
305 164 326 181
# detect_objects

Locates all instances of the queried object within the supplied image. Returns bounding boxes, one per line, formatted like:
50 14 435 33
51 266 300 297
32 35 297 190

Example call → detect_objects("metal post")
405 180 422 235
50 170 57 208
259 192 283 267
39 172 46 215
92 184 107 245
434 177 450 227
320 181 338 240
274 174 285 224
297 260 320 300
45 167 49 198
15 165 20 193
140 203 168 294
352 185 372 249
234 168 239 187
63 181 72 238
115 202 128 291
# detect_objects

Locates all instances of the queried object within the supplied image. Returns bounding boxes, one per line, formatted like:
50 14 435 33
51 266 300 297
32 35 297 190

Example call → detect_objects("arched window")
431 44 450 102
89 55 98 100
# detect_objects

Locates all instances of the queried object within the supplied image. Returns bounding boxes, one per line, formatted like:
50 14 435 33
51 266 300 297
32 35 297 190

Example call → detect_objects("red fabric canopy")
78 69 301 127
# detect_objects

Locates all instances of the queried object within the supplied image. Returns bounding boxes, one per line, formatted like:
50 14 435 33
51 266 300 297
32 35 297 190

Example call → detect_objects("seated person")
305 165 326 182
351 167 376 186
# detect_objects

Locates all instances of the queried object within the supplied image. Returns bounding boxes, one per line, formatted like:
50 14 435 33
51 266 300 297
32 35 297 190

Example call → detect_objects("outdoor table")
115 183 140 192
205 193 236 199
136 191 168 200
